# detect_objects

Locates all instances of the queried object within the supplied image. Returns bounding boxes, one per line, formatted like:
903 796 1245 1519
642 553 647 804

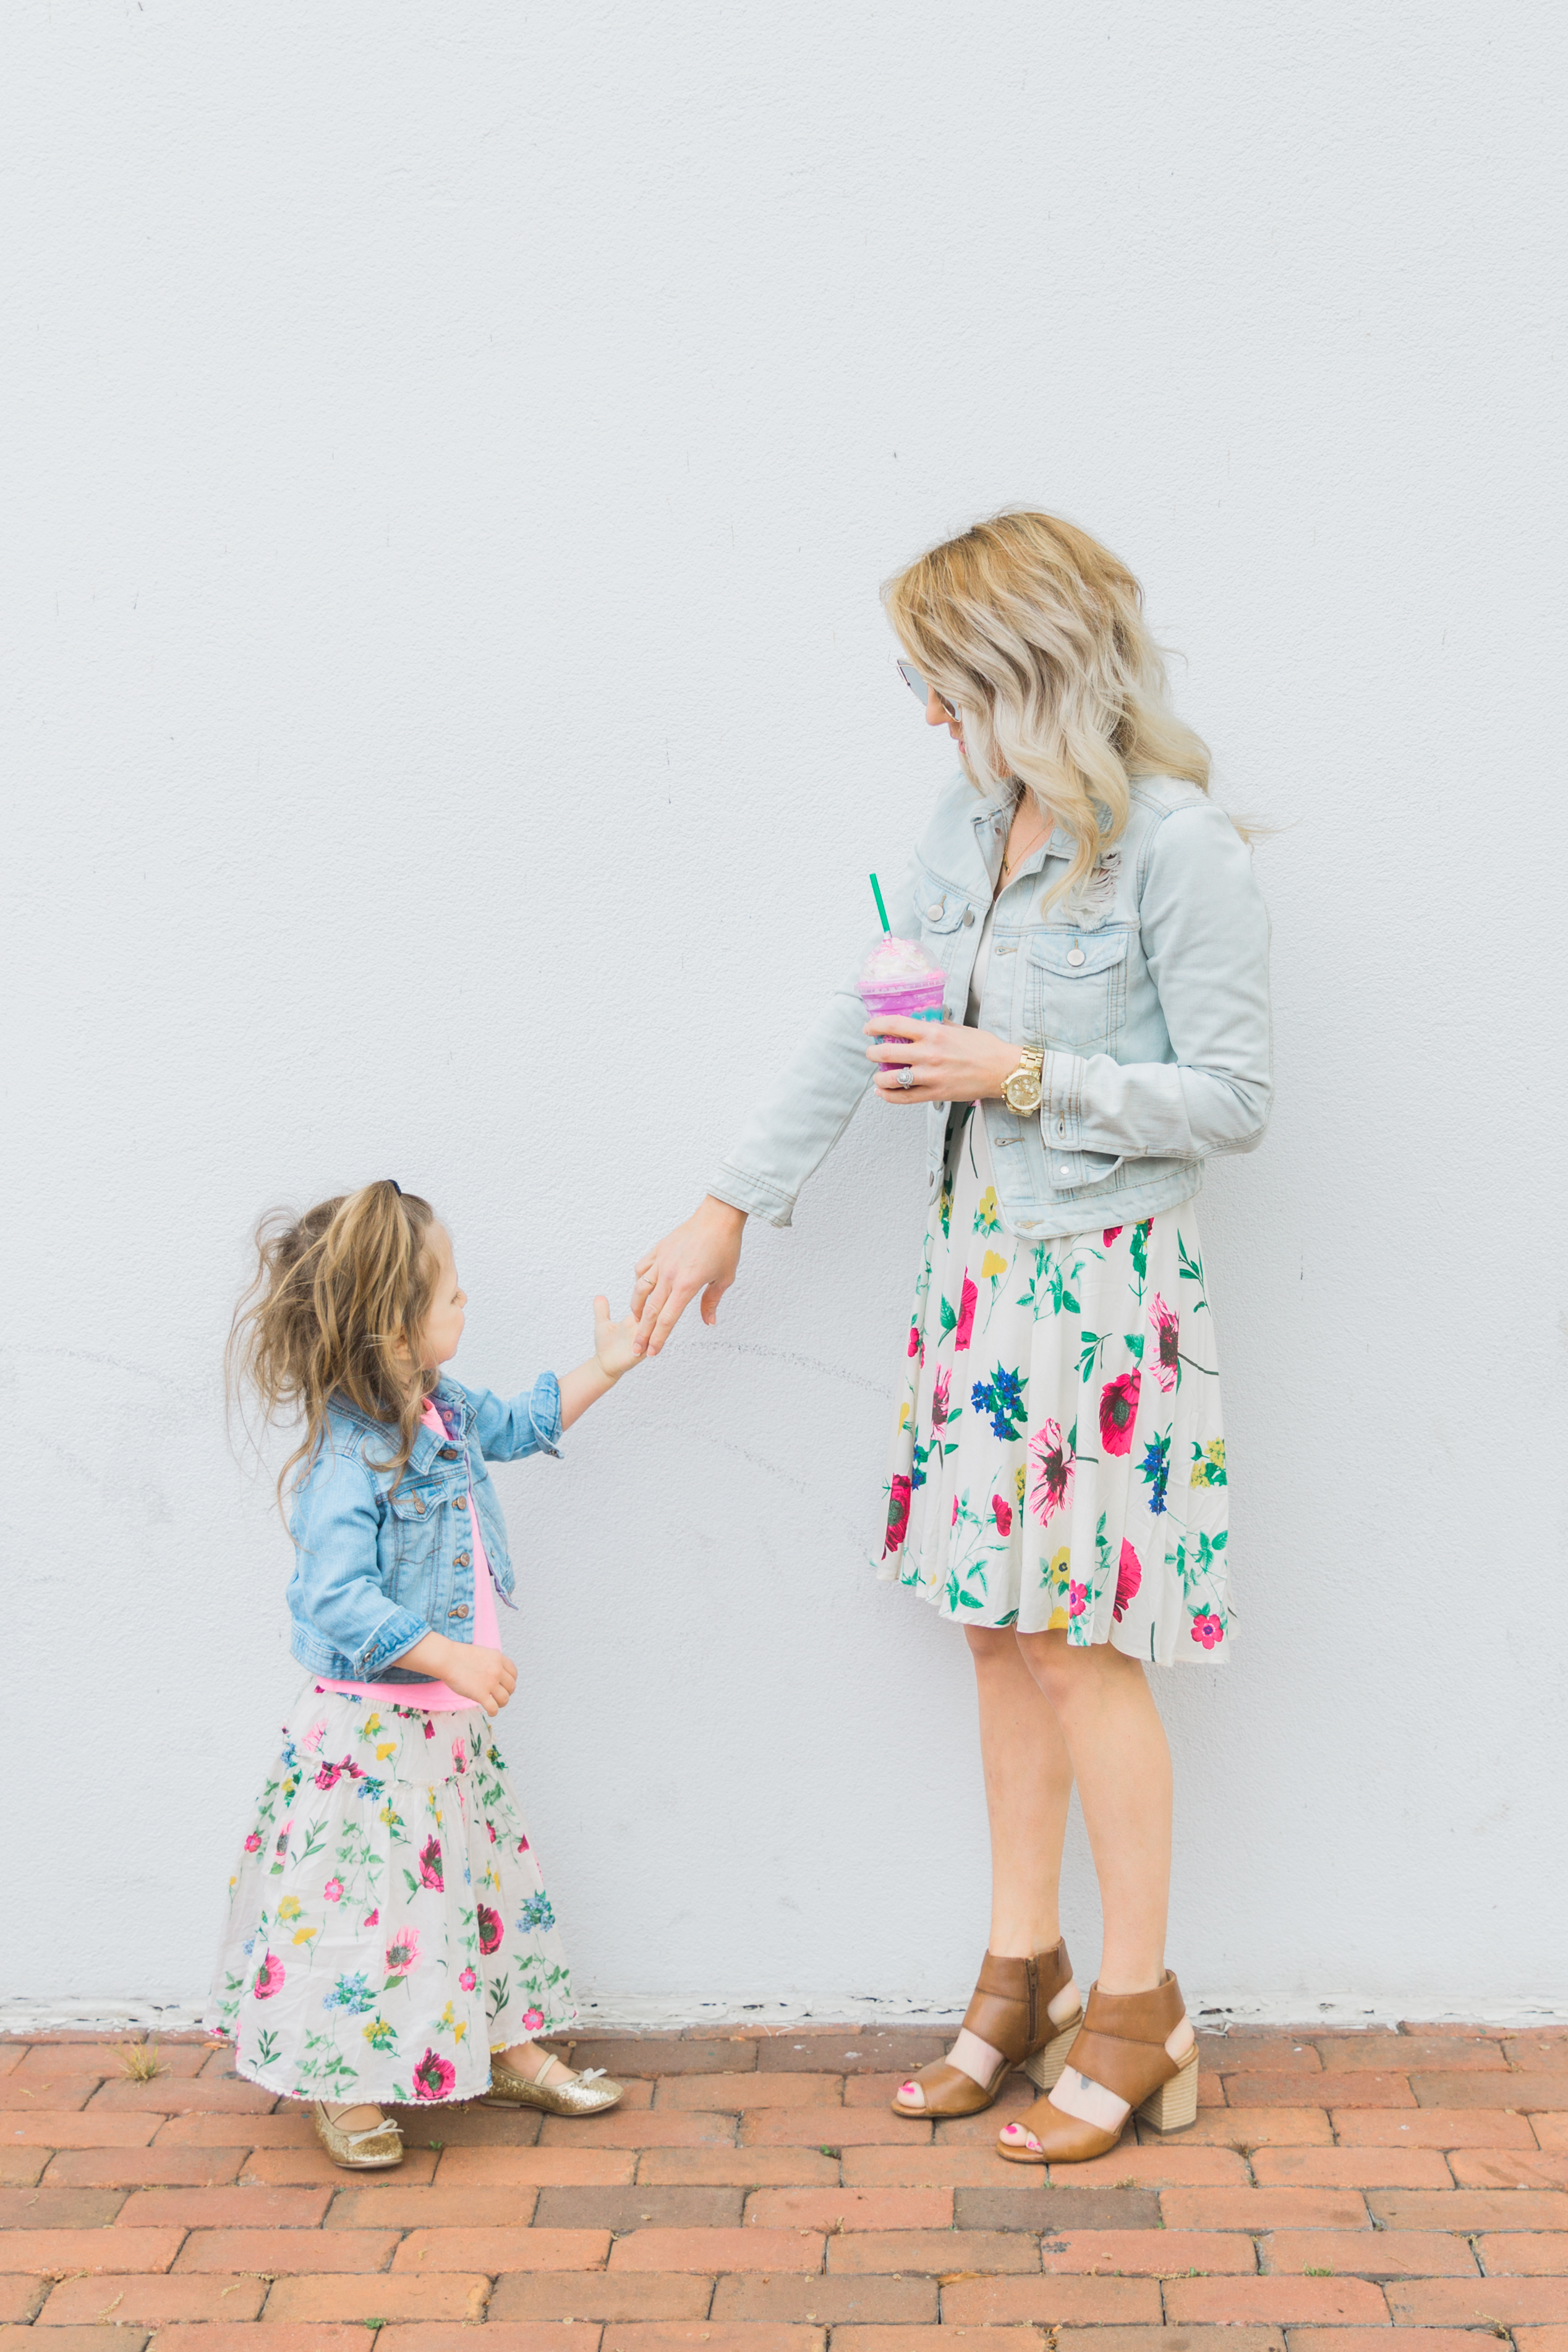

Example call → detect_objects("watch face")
1005 1074 1042 1113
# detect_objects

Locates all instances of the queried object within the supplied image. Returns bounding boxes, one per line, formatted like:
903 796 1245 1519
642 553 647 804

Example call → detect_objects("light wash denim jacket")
286 1374 561 1686
709 772 1271 1239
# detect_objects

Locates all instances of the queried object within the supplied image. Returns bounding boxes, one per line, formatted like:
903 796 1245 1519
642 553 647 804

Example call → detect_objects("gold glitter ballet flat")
310 2100 404 2168
483 2049 624 2116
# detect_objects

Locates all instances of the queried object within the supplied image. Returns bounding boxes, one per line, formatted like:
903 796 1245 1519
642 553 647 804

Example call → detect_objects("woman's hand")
866 1017 1020 1105
631 1196 747 1358
394 1633 517 1716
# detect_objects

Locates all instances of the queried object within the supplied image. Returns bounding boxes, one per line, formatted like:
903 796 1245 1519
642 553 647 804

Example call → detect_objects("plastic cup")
859 941 947 1072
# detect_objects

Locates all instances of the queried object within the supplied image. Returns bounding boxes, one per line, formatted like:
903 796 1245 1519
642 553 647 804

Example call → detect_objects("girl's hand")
437 1642 517 1716
396 1632 517 1716
593 1293 643 1383
866 1018 1020 1105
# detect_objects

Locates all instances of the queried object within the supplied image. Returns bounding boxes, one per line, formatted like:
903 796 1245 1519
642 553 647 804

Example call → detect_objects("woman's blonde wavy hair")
227 1178 440 1511
883 508 1216 906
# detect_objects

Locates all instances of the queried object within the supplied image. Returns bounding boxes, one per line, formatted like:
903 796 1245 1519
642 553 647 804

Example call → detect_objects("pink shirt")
316 1399 500 1711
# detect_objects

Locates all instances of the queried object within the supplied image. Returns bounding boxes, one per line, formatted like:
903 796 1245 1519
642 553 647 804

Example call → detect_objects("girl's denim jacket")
286 1373 561 1686
709 772 1272 1238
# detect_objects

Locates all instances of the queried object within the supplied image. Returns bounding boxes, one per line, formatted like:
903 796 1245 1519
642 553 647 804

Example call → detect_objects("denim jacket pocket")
1026 926 1130 1052
913 871 976 976
386 1477 446 1585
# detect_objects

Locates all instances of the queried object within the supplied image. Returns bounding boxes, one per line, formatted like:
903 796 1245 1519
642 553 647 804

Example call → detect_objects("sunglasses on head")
896 658 957 719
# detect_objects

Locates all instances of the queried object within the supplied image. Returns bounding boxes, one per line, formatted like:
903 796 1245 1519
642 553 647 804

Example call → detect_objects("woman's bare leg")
895 1626 1079 2108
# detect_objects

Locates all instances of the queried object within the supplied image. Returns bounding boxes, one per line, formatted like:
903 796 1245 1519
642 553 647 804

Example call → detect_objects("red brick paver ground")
1 2023 1565 2348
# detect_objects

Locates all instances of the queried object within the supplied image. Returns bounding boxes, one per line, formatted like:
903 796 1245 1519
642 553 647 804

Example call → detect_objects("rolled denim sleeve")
707 857 921 1226
1042 801 1272 1171
467 1373 563 1462
291 1450 429 1678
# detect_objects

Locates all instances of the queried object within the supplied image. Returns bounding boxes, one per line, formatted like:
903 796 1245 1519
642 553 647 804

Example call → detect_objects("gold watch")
1002 1047 1044 1114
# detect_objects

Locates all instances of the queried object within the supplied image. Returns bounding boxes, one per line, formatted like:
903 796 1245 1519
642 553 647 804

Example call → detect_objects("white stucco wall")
4 2 1566 2025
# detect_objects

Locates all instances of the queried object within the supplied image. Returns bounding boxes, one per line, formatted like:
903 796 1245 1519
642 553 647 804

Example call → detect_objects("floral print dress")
880 1110 1232 1663
207 1685 576 2104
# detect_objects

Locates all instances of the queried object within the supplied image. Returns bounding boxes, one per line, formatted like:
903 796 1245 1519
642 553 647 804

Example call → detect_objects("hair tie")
387 1179 403 1196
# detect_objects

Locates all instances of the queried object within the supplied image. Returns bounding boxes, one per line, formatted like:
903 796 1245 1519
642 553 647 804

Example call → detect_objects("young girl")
208 1178 642 2169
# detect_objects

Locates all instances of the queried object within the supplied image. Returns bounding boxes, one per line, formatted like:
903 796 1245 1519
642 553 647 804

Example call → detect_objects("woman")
631 510 1271 2165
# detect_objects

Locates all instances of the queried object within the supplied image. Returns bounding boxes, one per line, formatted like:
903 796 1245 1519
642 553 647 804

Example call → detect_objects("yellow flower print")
980 1250 1008 1281
1048 1546 1072 1593
454 2021 467 2042
1190 1438 1227 1490
276 1896 301 1922
291 1926 317 1945
898 1400 911 1431
359 1712 381 1739
376 1742 396 1761
1047 1604 1070 1630
974 1185 1001 1235
1015 1464 1026 1506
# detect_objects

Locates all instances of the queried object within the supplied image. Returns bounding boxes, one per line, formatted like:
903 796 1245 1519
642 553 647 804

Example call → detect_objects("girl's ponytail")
228 1179 438 1510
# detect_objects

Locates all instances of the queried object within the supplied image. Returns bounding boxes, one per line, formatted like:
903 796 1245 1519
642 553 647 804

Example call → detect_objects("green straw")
869 872 891 933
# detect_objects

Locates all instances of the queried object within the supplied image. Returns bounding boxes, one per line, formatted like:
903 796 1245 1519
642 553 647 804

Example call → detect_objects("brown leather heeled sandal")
892 1941 1083 2120
995 1968 1198 2164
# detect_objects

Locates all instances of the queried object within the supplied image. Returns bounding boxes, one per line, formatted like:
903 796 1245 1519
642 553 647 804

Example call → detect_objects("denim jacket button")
454 1496 469 1511
413 1496 425 1515
1067 947 1085 966
454 1550 471 1567
438 1445 459 1461
963 908 976 926
448 1603 469 1619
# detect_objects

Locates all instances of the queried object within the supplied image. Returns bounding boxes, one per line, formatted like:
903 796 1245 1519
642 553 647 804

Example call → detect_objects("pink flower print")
1113 1539 1142 1623
423 1719 435 1740
929 1368 952 1433
951 1494 958 1527
487 1820 498 1845
516 1834 530 1855
953 1272 979 1352
883 1473 912 1557
1102 1225 1123 1246
417 1836 444 1891
322 1879 344 1904
459 1966 477 1991
453 1738 467 1772
477 1904 503 1955
252 1953 285 2000
384 1928 420 1979
1149 1293 1180 1393
363 1908 379 1928
413 2047 456 2100
1191 1611 1225 1650
243 1833 262 1853
906 1321 921 1358
992 1493 1013 1536
1068 1581 1088 1618
303 1719 326 1753
1099 1370 1141 1456
521 2007 545 2032
1027 1419 1076 1527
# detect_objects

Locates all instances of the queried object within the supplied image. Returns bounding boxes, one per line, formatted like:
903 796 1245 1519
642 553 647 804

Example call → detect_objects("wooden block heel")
1020 2011 1084 2092
1136 2041 1199 2133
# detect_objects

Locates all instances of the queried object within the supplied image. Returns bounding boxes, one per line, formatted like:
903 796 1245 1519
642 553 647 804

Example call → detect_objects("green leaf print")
939 1295 957 1338
1125 1332 1144 1361
995 1609 1019 1628
1177 1234 1209 1312
1078 1329 1109 1383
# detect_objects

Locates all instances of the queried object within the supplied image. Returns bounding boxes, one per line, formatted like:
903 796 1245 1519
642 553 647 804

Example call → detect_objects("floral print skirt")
206 1683 577 2105
879 1114 1232 1663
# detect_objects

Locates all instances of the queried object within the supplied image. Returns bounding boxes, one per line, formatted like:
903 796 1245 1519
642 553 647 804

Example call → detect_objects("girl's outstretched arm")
558 1295 643 1429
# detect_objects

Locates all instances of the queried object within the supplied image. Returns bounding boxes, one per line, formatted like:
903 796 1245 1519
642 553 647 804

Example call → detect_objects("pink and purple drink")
859 935 947 1071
